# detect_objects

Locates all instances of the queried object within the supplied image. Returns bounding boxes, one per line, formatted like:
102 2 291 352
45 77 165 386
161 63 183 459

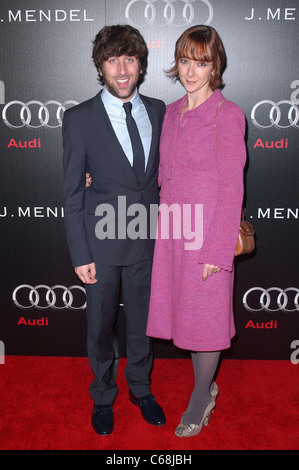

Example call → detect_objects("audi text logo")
251 100 299 129
243 287 299 313
125 0 213 27
2 100 78 129
12 285 86 310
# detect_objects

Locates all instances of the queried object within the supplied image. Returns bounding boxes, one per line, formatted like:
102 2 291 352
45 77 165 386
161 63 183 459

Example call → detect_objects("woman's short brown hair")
92 24 148 85
168 25 226 90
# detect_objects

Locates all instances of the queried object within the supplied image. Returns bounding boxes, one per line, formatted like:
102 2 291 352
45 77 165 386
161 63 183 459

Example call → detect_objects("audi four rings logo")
251 100 299 129
2 100 78 129
12 285 86 310
243 288 299 313
125 0 213 27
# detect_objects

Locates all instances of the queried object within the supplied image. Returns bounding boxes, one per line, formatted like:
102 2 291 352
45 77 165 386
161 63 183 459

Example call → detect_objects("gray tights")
182 351 221 426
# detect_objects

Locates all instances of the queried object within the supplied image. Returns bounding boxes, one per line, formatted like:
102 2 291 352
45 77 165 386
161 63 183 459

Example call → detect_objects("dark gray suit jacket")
62 91 166 267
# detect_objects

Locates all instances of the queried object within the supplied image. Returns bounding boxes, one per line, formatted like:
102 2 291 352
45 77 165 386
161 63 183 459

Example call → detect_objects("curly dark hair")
92 24 148 85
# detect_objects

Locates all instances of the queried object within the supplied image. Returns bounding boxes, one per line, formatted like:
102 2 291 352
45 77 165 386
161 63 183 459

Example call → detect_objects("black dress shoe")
129 391 166 426
92 404 114 435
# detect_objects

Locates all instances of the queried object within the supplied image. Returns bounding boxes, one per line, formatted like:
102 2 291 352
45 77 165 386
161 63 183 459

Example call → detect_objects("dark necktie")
123 101 145 185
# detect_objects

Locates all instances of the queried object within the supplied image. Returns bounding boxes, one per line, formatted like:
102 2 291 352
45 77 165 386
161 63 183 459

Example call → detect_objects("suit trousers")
85 249 153 405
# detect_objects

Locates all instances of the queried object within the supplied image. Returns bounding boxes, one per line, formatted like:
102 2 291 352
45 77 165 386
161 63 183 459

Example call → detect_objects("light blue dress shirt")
101 87 152 170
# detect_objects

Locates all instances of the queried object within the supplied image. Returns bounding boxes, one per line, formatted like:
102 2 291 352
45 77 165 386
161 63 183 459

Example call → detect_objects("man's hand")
202 263 221 281
75 263 97 285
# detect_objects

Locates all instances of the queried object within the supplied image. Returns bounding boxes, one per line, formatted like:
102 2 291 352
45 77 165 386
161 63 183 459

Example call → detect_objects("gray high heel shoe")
175 381 218 438
175 399 216 437
210 381 219 401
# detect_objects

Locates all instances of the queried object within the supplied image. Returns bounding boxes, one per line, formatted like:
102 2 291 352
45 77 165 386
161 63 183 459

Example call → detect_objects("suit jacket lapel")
91 91 158 187
141 96 158 183
91 91 139 183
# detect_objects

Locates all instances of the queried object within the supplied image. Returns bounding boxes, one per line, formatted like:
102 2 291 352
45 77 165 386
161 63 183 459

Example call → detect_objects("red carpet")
0 357 298 450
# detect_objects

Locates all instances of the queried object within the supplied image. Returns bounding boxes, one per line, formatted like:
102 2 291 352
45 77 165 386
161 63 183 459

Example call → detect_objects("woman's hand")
86 173 92 187
202 263 221 281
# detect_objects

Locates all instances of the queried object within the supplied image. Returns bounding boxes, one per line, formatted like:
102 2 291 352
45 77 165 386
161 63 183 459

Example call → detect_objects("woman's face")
177 57 214 96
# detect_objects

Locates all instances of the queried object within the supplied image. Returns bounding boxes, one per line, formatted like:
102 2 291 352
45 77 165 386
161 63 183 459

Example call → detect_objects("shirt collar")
176 89 224 124
101 86 142 115
194 89 224 124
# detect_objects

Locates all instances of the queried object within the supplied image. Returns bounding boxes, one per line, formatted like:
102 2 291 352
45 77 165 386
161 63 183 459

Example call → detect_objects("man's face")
99 55 142 101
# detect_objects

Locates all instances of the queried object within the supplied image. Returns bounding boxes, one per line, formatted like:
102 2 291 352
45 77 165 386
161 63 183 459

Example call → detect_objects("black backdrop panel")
0 0 298 360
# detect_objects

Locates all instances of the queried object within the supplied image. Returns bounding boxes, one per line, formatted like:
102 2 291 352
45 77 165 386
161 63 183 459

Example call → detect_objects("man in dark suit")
62 25 166 435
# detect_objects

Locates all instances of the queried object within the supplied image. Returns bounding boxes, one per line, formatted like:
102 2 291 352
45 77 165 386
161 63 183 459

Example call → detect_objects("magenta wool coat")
146 89 247 351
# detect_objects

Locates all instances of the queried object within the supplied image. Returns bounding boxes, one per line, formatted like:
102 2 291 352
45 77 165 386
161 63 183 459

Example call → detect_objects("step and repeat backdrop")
0 0 298 361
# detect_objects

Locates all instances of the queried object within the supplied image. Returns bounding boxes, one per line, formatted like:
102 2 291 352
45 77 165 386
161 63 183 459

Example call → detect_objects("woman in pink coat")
146 26 247 437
